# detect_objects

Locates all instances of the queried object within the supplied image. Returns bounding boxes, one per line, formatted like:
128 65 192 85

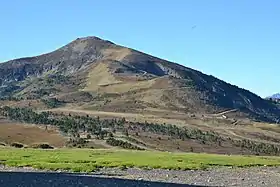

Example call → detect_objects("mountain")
267 93 280 100
0 36 279 122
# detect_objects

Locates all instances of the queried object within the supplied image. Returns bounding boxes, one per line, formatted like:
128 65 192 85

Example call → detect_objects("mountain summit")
0 36 279 122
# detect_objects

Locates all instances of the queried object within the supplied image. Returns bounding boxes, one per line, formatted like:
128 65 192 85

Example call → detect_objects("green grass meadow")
1 148 280 172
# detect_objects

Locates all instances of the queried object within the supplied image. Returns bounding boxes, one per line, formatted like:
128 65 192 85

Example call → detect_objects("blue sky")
0 1 279 97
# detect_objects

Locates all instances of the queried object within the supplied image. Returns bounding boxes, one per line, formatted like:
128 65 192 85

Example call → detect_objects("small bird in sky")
191 25 197 29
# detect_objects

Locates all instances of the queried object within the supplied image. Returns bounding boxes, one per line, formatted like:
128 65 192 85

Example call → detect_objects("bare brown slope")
0 119 66 147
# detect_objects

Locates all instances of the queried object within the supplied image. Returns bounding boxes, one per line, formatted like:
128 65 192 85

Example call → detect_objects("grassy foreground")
1 148 280 172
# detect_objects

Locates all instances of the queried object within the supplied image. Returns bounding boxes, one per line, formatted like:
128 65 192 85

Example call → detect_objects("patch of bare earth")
0 119 66 147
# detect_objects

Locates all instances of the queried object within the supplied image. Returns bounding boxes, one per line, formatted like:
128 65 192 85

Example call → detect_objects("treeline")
129 121 223 144
106 137 144 150
232 139 280 155
0 106 221 144
0 84 22 97
0 106 125 139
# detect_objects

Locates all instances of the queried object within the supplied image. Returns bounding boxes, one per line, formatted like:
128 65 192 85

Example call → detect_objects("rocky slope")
0 36 279 122
1 165 280 187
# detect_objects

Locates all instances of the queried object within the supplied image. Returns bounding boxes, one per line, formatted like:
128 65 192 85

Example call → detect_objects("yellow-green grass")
1 148 280 172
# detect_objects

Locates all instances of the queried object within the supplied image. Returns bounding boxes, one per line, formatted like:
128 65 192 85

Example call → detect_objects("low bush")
0 142 6 146
66 138 88 148
10 142 24 148
30 143 54 149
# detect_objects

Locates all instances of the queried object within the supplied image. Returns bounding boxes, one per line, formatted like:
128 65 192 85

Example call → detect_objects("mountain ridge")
0 36 279 123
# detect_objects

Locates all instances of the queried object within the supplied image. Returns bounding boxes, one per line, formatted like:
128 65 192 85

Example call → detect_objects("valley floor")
1 148 280 186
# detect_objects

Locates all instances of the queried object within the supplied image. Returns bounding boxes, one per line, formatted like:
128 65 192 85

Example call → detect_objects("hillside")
0 36 279 123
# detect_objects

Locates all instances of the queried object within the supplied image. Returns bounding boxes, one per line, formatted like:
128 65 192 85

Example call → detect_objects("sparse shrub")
123 129 129 137
30 143 54 149
41 98 63 108
66 138 88 148
86 134 91 139
11 142 24 148
0 142 6 146
108 132 114 138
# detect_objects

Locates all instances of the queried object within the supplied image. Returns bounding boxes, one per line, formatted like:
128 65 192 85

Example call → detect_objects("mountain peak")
73 36 115 45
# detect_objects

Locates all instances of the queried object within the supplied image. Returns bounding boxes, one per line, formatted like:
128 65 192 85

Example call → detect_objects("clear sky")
0 1 279 97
